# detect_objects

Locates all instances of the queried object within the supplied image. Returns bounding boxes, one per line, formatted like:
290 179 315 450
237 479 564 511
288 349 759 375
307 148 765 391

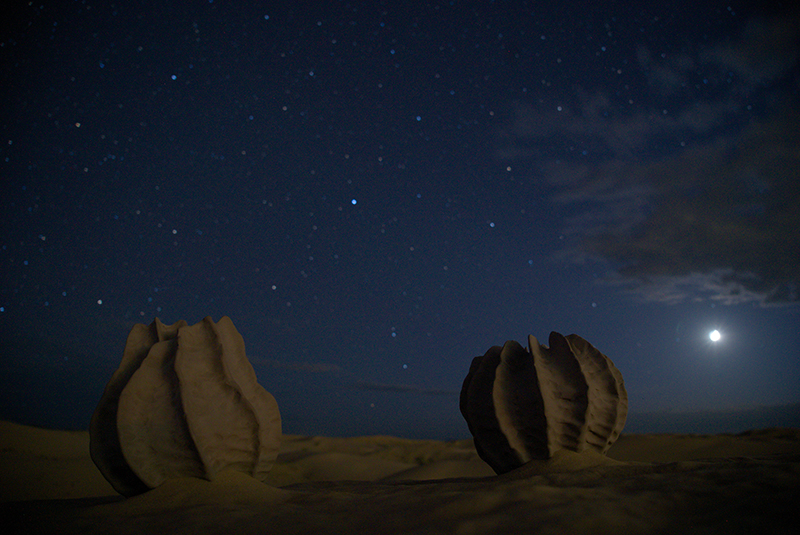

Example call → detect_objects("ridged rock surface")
90 316 281 496
460 332 627 474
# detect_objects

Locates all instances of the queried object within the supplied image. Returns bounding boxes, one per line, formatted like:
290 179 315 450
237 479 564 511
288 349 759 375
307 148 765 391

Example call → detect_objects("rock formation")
460 332 627 474
90 316 281 496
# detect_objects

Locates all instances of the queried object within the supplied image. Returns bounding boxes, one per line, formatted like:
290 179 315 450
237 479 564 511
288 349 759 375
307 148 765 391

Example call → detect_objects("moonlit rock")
90 316 281 496
460 332 627 474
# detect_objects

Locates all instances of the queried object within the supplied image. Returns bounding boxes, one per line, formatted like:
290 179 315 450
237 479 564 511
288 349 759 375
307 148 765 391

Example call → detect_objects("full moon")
709 329 721 342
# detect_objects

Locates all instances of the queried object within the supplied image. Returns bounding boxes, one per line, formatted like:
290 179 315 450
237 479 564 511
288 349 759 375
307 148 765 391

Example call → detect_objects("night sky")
2 1 799 439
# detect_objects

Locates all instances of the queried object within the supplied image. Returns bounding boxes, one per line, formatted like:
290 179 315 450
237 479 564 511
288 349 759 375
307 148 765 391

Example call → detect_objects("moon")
709 329 721 342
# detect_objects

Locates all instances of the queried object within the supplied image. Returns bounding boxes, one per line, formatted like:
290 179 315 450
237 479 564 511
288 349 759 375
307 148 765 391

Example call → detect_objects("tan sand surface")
2 421 799 534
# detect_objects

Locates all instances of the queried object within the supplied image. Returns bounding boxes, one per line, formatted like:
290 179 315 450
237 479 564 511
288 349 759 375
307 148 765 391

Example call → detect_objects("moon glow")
709 329 721 342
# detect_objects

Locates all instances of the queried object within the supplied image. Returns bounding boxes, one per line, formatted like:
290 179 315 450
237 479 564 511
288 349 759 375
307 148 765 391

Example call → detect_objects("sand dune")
2 420 799 534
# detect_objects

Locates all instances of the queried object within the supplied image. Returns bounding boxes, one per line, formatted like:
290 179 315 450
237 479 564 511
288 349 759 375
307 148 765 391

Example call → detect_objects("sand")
2 421 799 534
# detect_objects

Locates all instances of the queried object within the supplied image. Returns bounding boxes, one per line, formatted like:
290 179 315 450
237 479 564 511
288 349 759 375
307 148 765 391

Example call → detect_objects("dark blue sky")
2 1 799 439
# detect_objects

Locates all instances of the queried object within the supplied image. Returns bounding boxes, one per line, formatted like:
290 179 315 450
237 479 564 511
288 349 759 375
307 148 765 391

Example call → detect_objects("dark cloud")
251 356 343 374
499 88 743 163
585 108 800 305
351 381 458 396
701 15 800 84
638 13 799 92
501 15 800 305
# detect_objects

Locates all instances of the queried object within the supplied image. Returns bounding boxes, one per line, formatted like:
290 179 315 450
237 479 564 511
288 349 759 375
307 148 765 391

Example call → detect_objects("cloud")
499 14 800 305
577 104 800 305
251 356 343 374
636 45 695 95
500 90 743 163
701 15 800 84
250 357 460 395
637 13 799 92
351 381 458 396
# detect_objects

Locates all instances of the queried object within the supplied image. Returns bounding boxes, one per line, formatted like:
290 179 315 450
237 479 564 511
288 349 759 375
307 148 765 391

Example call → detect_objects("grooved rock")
90 316 281 496
460 332 627 474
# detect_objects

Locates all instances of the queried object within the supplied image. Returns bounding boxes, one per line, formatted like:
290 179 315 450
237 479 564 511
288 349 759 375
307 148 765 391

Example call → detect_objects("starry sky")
2 1 799 439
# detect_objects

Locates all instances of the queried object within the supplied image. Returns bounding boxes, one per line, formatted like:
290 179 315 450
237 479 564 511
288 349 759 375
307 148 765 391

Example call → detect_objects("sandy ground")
2 420 799 534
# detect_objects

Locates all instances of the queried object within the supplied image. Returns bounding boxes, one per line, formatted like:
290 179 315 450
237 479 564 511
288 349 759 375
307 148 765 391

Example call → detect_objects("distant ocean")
625 403 800 435
2 403 799 438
